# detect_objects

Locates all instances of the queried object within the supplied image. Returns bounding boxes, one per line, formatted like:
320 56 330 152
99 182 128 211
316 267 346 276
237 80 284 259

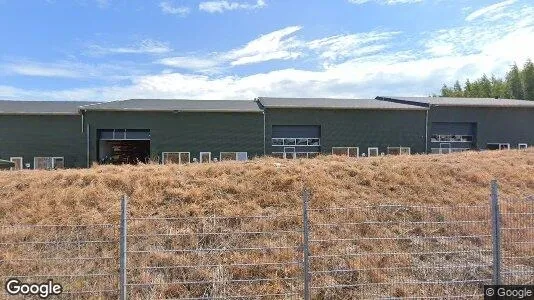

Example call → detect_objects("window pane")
400 147 411 155
272 153 284 159
296 152 308 159
35 157 51 170
308 152 319 159
201 152 211 163
368 148 378 157
296 138 308 145
179 153 190 164
99 130 114 139
113 130 126 140
332 147 348 156
126 129 150 140
309 138 320 146
221 152 237 161
348 148 359 158
53 157 65 169
163 153 180 164
272 138 283 146
430 135 439 142
388 148 401 155
283 138 296 146
236 152 248 162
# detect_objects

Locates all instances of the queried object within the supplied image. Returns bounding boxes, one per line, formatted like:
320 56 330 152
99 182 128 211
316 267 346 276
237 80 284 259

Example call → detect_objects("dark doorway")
97 129 151 164
99 140 150 164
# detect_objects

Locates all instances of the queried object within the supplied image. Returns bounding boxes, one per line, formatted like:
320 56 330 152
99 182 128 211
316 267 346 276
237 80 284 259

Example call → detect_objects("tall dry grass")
0 149 533 299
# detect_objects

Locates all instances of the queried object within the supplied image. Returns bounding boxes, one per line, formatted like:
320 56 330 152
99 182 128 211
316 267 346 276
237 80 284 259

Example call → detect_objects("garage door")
272 125 321 157
430 122 476 153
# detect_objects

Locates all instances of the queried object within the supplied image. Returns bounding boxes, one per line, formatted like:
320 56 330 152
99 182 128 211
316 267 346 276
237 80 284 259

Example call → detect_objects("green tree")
522 59 534 100
464 79 473 97
491 75 509 99
506 63 524 99
478 74 492 97
453 80 463 97
440 84 454 97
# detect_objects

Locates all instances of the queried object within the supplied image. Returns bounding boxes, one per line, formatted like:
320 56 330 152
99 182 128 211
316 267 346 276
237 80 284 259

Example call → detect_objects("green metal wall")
0 115 86 168
428 106 534 150
264 108 427 155
84 111 264 164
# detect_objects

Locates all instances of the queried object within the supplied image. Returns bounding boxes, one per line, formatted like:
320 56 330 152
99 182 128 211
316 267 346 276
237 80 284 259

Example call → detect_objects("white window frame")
332 147 359 158
200 152 211 163
34 157 52 170
368 148 378 157
52 157 65 169
220 152 248 162
162 152 190 165
518 143 528 150
10 157 23 171
387 147 411 155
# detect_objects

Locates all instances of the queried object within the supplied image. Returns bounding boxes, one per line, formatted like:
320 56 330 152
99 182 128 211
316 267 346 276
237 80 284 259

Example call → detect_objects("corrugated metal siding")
85 111 264 163
428 107 534 150
0 115 86 168
265 108 427 155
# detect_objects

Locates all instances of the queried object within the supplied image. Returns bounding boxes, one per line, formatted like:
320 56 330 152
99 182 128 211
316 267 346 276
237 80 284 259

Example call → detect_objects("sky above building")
0 0 533 101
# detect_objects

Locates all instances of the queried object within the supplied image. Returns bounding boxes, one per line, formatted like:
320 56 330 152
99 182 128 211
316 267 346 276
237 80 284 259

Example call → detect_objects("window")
387 147 411 155
519 143 528 150
220 152 248 162
271 137 321 147
332 147 359 158
368 148 378 157
34 157 64 170
162 152 190 165
200 152 211 163
430 134 473 143
10 157 23 171
52 157 65 169
272 138 283 146
486 143 510 151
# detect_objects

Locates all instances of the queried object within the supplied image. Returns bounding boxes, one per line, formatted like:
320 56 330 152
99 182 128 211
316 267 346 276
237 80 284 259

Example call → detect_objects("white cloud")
348 0 422 5
2 63 82 78
159 1 190 16
157 26 303 71
465 0 516 22
307 31 399 65
87 40 172 55
199 0 266 13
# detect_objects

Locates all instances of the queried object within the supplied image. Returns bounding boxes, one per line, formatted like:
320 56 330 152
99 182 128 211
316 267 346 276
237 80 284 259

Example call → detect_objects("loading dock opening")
98 129 150 164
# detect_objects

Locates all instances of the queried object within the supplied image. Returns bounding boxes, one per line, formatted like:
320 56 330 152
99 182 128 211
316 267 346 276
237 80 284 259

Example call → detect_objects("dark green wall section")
265 108 427 155
85 111 264 164
428 107 534 150
0 115 86 168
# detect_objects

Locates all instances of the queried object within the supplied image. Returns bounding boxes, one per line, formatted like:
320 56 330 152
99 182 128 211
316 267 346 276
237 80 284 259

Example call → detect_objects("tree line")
439 59 534 100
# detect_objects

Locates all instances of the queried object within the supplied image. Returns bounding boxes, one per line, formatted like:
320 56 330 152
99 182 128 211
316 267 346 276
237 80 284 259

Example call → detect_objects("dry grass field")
0 149 533 299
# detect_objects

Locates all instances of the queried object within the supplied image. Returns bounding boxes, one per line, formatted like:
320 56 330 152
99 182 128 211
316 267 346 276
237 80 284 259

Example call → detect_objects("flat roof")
257 97 426 110
377 96 534 108
80 99 263 113
0 100 96 115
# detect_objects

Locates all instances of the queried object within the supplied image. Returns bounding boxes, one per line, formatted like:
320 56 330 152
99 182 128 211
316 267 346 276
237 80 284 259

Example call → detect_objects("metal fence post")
490 180 501 285
302 188 311 300
119 195 128 300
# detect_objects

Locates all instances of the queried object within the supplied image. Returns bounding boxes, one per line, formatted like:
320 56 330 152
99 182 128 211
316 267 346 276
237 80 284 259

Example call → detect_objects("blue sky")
0 0 533 101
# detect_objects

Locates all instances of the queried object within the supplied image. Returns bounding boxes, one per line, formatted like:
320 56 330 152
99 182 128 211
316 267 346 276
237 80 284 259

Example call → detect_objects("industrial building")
0 96 533 170
376 97 534 154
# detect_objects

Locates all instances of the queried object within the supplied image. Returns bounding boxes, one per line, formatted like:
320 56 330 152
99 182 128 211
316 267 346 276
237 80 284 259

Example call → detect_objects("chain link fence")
1 180 533 299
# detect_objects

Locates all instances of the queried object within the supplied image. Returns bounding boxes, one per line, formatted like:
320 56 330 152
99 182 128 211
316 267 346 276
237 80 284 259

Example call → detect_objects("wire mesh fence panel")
499 195 534 285
126 213 304 299
0 223 120 299
307 203 493 299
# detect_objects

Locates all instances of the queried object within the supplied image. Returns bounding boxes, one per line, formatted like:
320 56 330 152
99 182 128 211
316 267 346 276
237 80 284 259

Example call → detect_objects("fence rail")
0 180 533 299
